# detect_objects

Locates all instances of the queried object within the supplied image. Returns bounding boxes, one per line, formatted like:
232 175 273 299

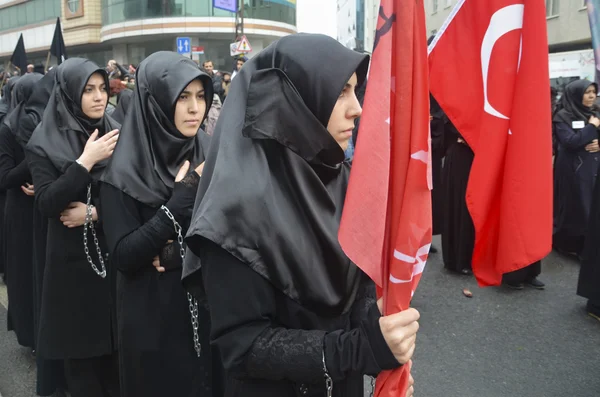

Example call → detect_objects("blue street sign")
213 0 237 13
176 37 191 54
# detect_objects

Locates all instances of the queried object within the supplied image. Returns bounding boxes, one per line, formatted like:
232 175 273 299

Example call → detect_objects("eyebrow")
181 89 205 95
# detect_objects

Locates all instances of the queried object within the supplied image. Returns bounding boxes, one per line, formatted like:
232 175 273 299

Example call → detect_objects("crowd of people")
431 75 600 320
0 34 420 397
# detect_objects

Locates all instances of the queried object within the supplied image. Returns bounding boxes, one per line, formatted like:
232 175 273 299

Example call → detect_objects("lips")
185 120 200 124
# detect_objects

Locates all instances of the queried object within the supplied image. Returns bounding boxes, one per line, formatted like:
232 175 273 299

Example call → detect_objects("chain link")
83 184 107 278
161 205 201 358
369 376 376 397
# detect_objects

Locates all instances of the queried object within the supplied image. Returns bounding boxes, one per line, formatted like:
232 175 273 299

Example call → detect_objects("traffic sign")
236 35 252 53
192 46 204 54
176 37 191 54
230 42 244 57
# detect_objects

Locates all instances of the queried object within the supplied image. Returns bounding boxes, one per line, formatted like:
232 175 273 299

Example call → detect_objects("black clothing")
27 58 116 180
578 163 600 304
64 355 120 397
0 122 34 347
442 136 475 273
503 261 542 285
553 122 599 255
25 59 118 363
100 51 217 397
553 79 598 126
198 240 398 397
184 33 393 395
16 69 56 148
184 34 370 316
27 152 116 359
100 184 216 397
101 52 213 207
110 89 133 125
430 95 446 236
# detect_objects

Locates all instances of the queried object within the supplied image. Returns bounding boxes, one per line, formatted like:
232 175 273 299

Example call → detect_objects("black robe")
26 152 117 360
0 122 34 348
553 122 599 255
578 162 600 304
441 127 475 273
430 95 446 236
100 183 216 397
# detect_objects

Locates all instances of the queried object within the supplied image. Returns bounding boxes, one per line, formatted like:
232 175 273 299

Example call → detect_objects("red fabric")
338 0 431 395
428 0 552 286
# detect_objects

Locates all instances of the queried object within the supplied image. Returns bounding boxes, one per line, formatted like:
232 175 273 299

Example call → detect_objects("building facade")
335 0 378 54
0 0 297 70
425 0 592 52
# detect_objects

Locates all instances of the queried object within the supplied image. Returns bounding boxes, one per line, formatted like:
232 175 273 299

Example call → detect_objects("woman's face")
81 72 108 119
583 84 597 108
326 73 362 151
174 79 206 137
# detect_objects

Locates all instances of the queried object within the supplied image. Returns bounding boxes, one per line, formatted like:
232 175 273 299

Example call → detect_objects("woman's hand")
78 129 119 171
589 116 600 128
60 202 88 228
586 139 600 153
21 183 34 196
377 298 420 365
152 256 165 273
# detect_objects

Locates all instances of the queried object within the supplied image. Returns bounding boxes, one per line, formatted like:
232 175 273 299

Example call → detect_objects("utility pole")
235 0 245 41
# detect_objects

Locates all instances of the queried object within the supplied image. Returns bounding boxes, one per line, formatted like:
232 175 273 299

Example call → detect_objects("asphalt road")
1 235 599 396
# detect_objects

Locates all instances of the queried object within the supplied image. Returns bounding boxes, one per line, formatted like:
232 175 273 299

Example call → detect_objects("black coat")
27 151 116 359
100 183 217 397
553 122 600 242
194 240 399 397
0 122 34 348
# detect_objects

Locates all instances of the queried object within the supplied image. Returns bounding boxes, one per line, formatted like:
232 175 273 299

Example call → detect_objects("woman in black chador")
182 34 419 397
100 52 220 397
19 68 68 397
0 73 42 349
26 58 120 397
553 79 600 257
0 77 18 279
441 121 475 275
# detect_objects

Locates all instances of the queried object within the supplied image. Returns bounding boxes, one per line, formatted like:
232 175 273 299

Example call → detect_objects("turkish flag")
338 0 431 395
428 0 553 286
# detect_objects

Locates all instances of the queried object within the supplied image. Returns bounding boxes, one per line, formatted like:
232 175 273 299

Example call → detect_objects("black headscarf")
15 69 57 147
27 58 118 179
554 79 599 125
110 88 134 124
3 73 43 135
0 77 19 123
101 51 214 207
183 33 370 317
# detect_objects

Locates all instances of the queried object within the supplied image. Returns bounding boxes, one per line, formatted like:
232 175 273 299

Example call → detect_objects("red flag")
428 0 552 286
338 0 431 395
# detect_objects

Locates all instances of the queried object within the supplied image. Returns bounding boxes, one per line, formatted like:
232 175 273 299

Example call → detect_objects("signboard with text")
213 0 237 13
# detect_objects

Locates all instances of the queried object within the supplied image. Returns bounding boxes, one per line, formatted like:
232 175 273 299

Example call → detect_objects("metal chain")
369 376 376 397
160 205 201 358
83 184 107 278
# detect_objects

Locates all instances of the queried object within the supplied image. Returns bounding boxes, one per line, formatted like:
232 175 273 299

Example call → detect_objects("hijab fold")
3 73 43 135
554 79 598 126
101 51 214 207
183 34 370 316
26 58 117 179
15 69 57 147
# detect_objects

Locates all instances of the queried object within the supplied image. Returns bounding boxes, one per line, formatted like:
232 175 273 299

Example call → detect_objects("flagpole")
44 51 51 73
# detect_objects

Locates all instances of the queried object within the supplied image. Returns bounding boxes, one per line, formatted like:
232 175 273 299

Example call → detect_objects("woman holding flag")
182 34 418 397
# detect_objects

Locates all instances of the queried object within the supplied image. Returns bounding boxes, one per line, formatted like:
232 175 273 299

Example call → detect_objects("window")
432 0 438 14
445 0 452 8
546 0 559 17
65 0 84 18
67 0 80 13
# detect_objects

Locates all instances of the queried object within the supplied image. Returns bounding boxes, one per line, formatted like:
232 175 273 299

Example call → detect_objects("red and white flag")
339 0 431 395
428 0 553 286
